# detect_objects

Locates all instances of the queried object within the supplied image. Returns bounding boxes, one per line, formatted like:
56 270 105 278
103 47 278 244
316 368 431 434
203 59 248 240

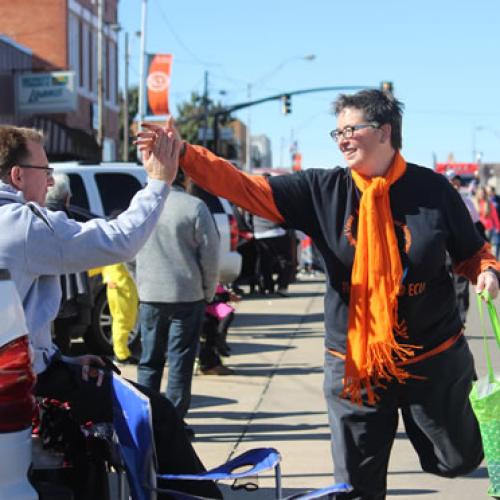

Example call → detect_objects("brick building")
0 0 119 161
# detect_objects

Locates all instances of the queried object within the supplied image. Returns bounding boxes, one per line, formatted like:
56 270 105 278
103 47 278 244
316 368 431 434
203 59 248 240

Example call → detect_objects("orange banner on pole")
146 54 173 116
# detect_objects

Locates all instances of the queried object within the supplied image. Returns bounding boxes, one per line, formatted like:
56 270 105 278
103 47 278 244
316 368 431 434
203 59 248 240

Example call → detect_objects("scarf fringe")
342 341 420 405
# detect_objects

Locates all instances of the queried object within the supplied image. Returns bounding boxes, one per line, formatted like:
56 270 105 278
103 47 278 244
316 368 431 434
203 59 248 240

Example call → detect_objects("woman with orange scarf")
136 90 499 500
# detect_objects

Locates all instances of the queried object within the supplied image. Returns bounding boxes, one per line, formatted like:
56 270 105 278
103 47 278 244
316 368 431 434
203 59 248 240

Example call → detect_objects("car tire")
84 289 141 355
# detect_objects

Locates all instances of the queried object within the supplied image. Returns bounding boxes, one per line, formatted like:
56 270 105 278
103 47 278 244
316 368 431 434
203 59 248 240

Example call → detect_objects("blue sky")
118 0 500 169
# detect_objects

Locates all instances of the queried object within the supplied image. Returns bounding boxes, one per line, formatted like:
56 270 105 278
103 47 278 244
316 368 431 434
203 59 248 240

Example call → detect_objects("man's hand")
476 269 499 299
62 354 106 386
135 121 181 185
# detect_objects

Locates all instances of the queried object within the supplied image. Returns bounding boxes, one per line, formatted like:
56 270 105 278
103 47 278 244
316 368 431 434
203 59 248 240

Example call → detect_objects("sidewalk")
121 275 495 499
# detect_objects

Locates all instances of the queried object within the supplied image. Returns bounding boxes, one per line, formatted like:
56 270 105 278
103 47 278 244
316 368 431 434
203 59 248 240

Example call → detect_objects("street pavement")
120 274 498 499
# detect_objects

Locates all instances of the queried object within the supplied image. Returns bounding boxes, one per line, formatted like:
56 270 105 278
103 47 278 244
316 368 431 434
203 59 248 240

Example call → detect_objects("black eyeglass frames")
16 164 54 178
330 122 380 142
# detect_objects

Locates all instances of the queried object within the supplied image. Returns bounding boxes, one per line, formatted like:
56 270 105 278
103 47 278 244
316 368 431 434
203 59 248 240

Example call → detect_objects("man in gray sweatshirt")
0 125 221 498
136 168 220 425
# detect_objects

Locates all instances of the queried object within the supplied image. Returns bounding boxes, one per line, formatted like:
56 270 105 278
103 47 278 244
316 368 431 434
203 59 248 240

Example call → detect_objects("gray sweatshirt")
0 179 169 374
136 186 220 303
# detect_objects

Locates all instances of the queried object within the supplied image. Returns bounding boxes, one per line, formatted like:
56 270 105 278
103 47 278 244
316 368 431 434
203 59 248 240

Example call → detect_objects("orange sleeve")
180 144 284 223
453 242 499 283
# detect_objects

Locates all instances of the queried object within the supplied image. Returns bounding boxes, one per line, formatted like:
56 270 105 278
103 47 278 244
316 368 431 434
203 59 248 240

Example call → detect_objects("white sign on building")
16 71 77 114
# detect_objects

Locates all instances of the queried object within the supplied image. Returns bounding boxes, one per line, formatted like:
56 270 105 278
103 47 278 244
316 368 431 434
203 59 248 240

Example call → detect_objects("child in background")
199 284 240 375
92 263 139 364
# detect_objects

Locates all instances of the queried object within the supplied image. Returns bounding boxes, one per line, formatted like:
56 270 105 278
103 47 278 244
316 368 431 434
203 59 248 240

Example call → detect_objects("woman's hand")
476 269 499 299
135 119 181 185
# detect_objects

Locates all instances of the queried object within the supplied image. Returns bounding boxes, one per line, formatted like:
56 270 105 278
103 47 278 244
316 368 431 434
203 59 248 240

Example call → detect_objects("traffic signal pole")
178 84 377 155
219 85 373 115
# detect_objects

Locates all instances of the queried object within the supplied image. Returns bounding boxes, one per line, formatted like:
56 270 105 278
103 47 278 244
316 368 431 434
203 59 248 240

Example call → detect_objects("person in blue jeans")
138 300 205 416
136 168 220 432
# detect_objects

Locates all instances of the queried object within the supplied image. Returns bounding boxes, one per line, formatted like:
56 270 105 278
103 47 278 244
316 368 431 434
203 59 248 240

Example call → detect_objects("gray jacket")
0 179 169 374
136 186 220 303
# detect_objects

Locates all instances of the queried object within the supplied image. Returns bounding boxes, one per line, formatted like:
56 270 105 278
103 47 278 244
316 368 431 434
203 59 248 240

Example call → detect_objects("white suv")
50 162 241 354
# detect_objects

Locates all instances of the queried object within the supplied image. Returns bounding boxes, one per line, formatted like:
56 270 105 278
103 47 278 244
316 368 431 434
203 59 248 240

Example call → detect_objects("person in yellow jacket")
92 263 139 364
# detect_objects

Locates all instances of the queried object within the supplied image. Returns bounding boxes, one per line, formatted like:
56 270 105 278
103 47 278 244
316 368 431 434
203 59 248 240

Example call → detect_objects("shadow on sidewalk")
192 422 331 443
190 394 238 409
386 488 438 495
227 363 323 377
233 327 323 339
234 312 324 327
189 410 327 420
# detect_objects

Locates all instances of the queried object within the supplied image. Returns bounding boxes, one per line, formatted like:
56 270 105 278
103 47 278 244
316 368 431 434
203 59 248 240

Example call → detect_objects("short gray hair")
46 173 72 205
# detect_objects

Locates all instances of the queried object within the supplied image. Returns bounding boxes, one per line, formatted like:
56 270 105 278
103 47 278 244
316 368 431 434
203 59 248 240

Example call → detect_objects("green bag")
469 291 500 498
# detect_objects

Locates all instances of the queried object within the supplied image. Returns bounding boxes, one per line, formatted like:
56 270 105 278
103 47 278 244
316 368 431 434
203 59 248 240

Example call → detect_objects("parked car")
50 162 242 354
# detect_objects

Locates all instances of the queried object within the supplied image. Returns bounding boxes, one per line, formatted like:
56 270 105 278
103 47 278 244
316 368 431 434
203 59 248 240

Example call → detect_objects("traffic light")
281 94 291 115
380 81 394 95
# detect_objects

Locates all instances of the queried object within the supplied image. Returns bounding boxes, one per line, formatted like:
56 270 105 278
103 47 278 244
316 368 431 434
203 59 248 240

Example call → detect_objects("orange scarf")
344 151 417 405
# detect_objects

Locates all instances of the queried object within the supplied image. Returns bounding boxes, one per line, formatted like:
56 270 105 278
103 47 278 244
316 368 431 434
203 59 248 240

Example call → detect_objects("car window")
190 184 224 213
95 173 143 216
68 174 90 210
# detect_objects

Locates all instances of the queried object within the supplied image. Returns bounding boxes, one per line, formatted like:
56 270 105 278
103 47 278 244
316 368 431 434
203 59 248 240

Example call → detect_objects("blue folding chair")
111 374 283 500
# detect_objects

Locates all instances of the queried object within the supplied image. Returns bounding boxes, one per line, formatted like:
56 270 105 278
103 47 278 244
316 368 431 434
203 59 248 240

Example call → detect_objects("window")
191 185 224 213
95 173 143 216
68 174 90 211
87 29 95 92
79 20 85 88
68 13 79 84
111 41 117 104
105 39 110 100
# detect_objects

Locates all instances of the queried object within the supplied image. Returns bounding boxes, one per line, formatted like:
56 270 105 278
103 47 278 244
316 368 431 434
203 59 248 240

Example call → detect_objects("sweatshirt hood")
0 181 25 205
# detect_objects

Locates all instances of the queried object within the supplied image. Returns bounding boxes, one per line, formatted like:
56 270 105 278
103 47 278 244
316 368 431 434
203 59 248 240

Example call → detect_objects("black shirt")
269 163 484 353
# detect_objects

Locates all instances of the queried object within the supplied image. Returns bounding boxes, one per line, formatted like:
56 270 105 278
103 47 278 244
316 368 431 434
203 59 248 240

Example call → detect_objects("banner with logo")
146 54 172 116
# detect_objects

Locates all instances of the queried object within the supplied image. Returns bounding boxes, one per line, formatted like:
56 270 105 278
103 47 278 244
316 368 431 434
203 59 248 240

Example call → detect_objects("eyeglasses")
330 122 380 142
16 164 54 178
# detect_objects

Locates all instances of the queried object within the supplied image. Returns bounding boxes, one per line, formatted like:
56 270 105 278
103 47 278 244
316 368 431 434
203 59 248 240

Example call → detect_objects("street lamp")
245 54 316 171
252 54 316 89
472 126 484 162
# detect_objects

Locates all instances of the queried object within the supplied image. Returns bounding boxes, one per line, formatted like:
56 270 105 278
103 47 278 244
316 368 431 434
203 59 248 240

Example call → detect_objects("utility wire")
153 0 220 67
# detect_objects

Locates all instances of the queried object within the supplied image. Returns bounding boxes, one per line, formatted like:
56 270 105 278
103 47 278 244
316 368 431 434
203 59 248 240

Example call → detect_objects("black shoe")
114 355 139 366
218 346 231 357
216 340 231 357
200 364 235 375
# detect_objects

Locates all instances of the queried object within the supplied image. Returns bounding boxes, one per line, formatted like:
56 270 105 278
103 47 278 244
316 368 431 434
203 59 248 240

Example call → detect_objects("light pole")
472 126 484 162
122 31 130 161
137 0 148 129
96 0 104 157
244 54 316 171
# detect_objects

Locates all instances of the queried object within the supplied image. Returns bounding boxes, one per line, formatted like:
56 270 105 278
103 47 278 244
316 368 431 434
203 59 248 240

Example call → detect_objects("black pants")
323 337 483 500
257 234 294 292
35 359 222 499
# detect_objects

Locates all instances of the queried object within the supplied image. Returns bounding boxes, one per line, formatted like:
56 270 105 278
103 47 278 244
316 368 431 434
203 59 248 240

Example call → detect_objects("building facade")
250 134 272 168
0 0 119 161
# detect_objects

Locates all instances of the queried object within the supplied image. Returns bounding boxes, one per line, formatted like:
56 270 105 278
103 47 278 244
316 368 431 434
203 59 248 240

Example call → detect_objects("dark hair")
334 89 404 150
172 167 186 188
0 126 45 181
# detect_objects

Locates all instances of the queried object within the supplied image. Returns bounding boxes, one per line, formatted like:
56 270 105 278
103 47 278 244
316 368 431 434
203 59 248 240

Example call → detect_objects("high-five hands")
135 117 182 185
